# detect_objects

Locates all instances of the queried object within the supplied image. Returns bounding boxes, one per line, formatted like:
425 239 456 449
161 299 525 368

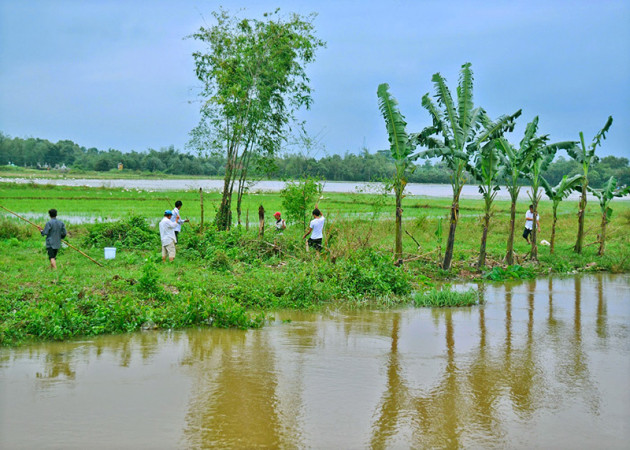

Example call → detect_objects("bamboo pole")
1 205 103 267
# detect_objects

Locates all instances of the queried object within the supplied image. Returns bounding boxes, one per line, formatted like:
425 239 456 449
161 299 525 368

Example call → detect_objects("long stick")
1 205 103 267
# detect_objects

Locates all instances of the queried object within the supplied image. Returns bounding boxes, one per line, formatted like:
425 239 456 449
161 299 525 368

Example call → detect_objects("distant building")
118 162 123 170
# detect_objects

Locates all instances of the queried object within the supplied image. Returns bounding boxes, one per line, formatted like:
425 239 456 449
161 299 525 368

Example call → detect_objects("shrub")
83 215 158 249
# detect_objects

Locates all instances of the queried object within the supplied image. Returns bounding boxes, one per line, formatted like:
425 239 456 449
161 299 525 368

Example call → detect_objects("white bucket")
104 247 117 259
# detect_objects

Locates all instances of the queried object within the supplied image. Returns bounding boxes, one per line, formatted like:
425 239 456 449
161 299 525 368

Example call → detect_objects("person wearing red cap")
273 211 286 233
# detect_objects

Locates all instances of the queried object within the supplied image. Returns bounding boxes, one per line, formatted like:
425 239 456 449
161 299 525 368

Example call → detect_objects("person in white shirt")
522 204 540 244
170 200 189 244
160 210 178 262
302 208 325 251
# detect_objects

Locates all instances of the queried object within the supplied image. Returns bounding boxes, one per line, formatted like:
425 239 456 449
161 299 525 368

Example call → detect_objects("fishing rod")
0 205 103 267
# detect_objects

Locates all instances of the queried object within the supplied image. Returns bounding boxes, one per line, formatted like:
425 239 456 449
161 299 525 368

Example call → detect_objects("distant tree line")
1 132 628 188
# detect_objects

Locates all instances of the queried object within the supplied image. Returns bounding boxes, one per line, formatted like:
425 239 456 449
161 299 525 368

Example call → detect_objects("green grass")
414 288 481 307
1 181 629 346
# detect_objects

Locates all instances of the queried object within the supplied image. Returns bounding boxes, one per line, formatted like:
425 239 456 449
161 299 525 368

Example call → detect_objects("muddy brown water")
1 274 629 448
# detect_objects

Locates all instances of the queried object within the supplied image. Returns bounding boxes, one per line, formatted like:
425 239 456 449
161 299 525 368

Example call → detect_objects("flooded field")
0 177 594 200
1 274 629 448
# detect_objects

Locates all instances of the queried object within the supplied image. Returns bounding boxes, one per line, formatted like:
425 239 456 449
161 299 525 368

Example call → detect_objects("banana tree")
495 118 541 265
523 124 576 261
541 174 582 254
588 176 630 256
417 62 521 270
470 141 502 268
567 116 613 254
377 83 420 265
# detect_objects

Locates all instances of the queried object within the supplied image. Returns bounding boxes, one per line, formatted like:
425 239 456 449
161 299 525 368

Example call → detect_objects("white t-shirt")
309 216 325 239
171 207 183 232
525 210 539 230
159 217 177 246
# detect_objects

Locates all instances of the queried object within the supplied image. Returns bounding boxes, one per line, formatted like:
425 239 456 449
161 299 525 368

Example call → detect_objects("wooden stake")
258 205 265 238
1 205 103 267
199 188 204 232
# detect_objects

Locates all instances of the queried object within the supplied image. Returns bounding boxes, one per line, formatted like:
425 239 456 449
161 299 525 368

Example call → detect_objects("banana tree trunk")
443 196 460 270
394 190 403 266
598 212 607 256
574 183 587 254
478 211 490 268
550 206 558 255
530 204 539 261
505 200 517 265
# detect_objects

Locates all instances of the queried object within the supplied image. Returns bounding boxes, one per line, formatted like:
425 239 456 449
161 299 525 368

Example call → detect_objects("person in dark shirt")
38 209 67 269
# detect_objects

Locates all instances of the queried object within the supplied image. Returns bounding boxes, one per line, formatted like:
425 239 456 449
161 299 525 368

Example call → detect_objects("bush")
83 215 158 249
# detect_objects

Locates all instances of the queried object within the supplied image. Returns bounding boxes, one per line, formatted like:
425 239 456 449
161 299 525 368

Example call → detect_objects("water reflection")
1 274 629 448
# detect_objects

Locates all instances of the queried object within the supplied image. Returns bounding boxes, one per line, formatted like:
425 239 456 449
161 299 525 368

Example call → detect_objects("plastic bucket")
104 247 117 259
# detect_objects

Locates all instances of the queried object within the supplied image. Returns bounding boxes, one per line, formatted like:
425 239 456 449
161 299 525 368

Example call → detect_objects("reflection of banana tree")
587 176 630 256
369 313 413 448
180 330 284 448
541 174 582 254
596 276 607 339
567 116 613 254
413 311 463 448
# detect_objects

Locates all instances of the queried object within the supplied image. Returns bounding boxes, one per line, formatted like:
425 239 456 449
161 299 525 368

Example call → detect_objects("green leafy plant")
280 177 323 229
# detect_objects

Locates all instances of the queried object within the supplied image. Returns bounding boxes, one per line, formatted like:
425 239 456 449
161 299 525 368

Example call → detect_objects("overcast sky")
1 0 628 159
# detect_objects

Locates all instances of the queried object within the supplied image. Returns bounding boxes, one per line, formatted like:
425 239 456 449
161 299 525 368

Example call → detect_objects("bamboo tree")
588 176 630 256
567 116 613 253
189 9 325 230
377 83 421 265
541 174 582 253
418 63 521 270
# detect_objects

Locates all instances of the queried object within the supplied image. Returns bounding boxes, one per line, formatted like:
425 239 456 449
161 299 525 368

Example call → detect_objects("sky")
1 0 629 159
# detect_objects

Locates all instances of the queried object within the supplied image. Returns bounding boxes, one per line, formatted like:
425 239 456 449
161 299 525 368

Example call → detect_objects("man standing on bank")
171 200 189 244
38 208 67 269
160 210 178 262
302 208 325 251
522 204 540 244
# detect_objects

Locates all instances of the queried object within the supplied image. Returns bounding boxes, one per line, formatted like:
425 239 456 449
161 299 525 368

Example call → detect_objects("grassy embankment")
0 165 223 180
1 182 628 346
